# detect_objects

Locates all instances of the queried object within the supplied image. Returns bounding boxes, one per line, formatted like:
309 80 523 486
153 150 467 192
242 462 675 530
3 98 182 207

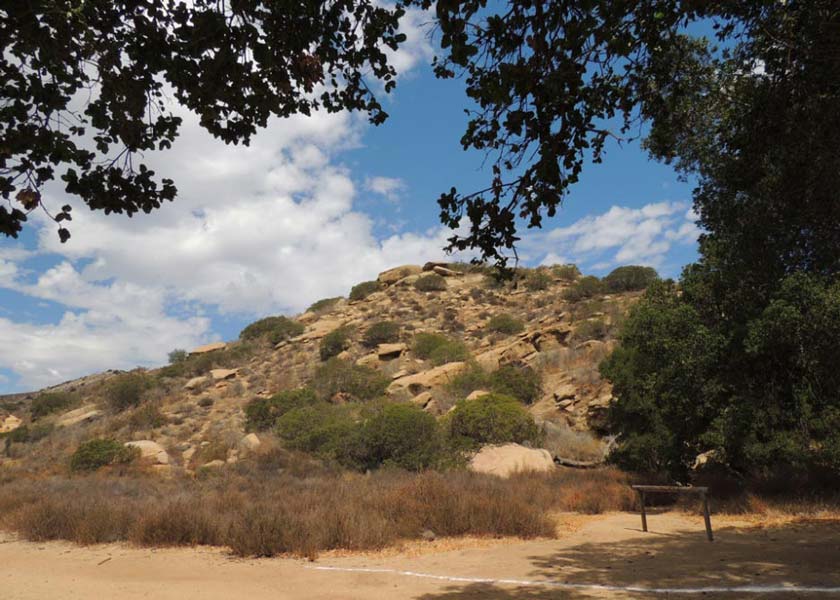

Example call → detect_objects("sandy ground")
2 511 840 599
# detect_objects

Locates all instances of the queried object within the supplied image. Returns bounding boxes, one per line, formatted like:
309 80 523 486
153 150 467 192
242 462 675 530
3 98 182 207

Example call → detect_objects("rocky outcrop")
387 362 467 396
190 342 226 356
210 368 238 381
378 265 423 285
0 414 22 434
469 443 555 478
55 405 102 427
377 343 406 360
125 440 170 465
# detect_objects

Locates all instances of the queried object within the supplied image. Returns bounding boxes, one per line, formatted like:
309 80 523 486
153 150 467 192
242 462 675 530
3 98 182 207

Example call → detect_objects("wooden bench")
631 485 713 541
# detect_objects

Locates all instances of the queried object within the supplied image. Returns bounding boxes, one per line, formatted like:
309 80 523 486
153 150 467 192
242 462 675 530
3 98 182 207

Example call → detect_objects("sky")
0 9 701 393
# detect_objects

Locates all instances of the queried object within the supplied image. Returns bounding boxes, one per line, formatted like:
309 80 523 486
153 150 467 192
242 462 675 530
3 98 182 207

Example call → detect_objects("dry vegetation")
0 455 635 558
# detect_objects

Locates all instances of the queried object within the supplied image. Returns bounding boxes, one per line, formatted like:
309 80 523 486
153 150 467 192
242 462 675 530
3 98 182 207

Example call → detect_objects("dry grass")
0 460 635 558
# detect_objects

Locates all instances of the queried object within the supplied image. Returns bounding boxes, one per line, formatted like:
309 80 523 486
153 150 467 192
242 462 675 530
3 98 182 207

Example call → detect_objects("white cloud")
365 176 407 202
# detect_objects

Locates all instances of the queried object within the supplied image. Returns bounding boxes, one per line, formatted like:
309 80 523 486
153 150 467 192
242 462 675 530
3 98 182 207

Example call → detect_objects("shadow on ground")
415 518 840 599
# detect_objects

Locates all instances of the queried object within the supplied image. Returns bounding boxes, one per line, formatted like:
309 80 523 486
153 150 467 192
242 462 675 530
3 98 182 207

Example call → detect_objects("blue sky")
0 11 699 393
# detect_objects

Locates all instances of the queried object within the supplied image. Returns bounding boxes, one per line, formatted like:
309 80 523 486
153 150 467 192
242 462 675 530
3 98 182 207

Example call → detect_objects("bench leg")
639 491 648 532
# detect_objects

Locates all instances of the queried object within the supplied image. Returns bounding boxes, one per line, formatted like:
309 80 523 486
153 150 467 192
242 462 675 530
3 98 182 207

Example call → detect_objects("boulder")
0 414 22 434
585 389 613 432
378 265 423 285
474 338 536 371
469 443 555 478
210 368 238 381
377 343 406 360
387 362 467 395
201 459 225 469
466 390 491 401
395 274 421 287
55 405 102 427
190 342 226 356
293 318 349 342
422 261 449 271
125 440 170 465
184 376 207 390
356 353 379 367
410 391 433 408
553 384 577 403
239 433 261 453
432 265 459 277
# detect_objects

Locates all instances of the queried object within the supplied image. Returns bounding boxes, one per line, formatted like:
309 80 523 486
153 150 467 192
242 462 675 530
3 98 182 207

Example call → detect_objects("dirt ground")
2 511 840 599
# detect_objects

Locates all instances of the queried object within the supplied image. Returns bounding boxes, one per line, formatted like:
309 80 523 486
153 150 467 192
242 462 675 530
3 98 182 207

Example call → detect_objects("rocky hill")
0 262 646 474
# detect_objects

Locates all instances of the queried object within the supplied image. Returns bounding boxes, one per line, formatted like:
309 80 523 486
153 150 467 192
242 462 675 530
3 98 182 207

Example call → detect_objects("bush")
349 280 381 301
448 394 543 448
574 318 609 341
312 358 389 401
307 297 342 313
603 265 659 292
244 388 318 431
362 321 400 348
239 316 304 344
552 264 581 281
488 365 542 404
167 349 188 364
414 273 447 292
563 275 604 302
31 392 76 420
275 403 357 460
70 439 137 472
319 326 352 361
524 269 552 291
127 403 168 431
486 313 525 335
106 373 152 412
355 404 441 471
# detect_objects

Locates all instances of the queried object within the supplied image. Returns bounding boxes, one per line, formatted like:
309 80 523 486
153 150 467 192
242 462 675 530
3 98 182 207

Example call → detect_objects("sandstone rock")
391 369 409 380
378 265 423 285
293 318 348 342
239 433 261 453
387 362 467 395
190 342 226 356
474 338 536 371
432 265 459 277
182 447 196 463
395 274 421 287
0 414 22 434
469 443 555 478
125 440 170 465
422 261 449 271
201 459 225 469
377 343 406 360
410 391 433 408
423 399 443 415
184 376 207 390
466 390 491 401
210 368 238 381
553 384 577 403
356 353 379 367
56 405 102 427
586 390 613 432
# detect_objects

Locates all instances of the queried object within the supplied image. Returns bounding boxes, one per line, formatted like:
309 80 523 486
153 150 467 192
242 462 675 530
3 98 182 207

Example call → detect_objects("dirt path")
2 512 839 599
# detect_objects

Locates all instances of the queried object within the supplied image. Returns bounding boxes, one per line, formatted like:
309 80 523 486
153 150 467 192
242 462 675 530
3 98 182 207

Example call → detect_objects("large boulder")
55 405 102 428
469 443 555 478
125 440 170 465
0 414 22 434
377 343 406 360
189 342 226 356
377 265 423 286
210 368 238 381
291 318 349 342
387 362 467 395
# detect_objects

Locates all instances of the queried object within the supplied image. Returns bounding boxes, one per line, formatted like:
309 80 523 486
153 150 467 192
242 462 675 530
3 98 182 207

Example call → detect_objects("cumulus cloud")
365 176 407 202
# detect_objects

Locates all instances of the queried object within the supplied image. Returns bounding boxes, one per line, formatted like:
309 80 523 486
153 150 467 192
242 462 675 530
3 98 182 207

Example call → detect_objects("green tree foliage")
1 1 406 241
486 313 524 335
319 326 352 361
551 264 581 281
106 373 153 412
239 316 304 345
312 358 389 401
167 349 188 364
362 321 400 348
412 332 469 366
523 269 552 291
349 280 381 301
354 403 441 471
275 403 357 461
563 276 604 302
447 394 543 449
30 392 77 420
244 388 318 432
487 365 542 405
70 439 137 472
414 273 447 292
603 266 659 293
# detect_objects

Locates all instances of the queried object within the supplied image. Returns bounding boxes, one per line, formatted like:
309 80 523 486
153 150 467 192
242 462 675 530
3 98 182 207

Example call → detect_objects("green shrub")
307 297 342 313
412 332 450 359
319 326 352 361
563 276 604 302
70 439 137 472
239 316 304 344
574 318 609 341
414 273 447 292
486 313 525 335
603 265 659 292
106 373 152 412
448 394 543 448
244 388 317 431
167 349 188 364
362 321 400 348
355 403 441 471
31 392 76 420
447 362 491 398
127 403 168 431
429 340 470 366
488 365 542 404
312 358 389 401
552 264 581 281
275 403 357 460
349 280 381 301
524 269 552 291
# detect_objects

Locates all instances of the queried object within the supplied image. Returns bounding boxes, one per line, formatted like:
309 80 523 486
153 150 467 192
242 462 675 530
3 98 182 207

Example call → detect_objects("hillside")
0 262 645 475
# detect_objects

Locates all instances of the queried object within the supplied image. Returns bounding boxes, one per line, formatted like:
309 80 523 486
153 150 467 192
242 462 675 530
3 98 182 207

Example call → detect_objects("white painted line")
307 565 840 594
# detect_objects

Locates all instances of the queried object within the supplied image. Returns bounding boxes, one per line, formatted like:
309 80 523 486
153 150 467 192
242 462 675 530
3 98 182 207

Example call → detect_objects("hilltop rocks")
210 368 238 381
469 443 555 478
125 440 170 465
378 265 423 285
190 342 226 356
432 265 459 277
291 318 349 342
377 343 406 360
0 414 22 433
55 405 102 427
387 362 467 395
